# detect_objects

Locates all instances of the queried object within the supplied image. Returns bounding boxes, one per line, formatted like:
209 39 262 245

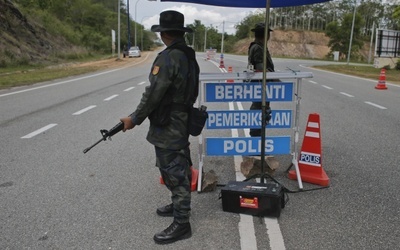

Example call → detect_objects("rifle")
83 121 124 154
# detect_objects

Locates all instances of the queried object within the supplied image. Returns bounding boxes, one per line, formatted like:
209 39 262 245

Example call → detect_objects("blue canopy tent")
159 0 332 188
161 0 330 8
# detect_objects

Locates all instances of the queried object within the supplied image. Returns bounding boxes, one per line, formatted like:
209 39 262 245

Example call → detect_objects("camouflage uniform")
130 37 195 224
248 40 275 73
248 40 275 137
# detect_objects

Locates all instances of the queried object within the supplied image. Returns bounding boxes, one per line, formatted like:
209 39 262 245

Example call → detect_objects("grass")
0 66 99 89
0 54 118 90
312 64 400 84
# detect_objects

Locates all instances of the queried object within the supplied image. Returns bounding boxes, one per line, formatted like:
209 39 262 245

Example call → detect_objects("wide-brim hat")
251 22 273 32
151 10 193 33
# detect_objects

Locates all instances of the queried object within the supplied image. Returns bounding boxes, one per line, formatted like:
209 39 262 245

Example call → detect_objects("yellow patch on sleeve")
152 65 160 75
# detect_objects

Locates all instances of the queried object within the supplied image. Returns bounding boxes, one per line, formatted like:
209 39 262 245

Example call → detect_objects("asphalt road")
1 51 399 250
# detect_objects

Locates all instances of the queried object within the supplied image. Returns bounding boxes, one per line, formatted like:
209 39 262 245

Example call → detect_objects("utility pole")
127 0 131 49
220 21 225 56
134 0 140 47
219 21 225 68
140 16 150 50
118 0 120 59
204 28 207 52
347 0 357 64
368 22 375 64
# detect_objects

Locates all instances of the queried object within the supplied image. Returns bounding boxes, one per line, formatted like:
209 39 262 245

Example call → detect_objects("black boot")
156 203 173 217
153 221 192 244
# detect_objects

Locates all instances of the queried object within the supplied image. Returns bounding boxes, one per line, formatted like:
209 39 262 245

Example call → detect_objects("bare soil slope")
235 30 330 59
235 29 371 61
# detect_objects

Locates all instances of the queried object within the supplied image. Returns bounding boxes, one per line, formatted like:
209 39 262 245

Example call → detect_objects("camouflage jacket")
131 38 195 150
248 40 275 72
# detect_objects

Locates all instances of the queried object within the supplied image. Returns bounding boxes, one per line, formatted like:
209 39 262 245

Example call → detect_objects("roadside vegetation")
313 64 400 84
0 54 122 89
1 0 399 89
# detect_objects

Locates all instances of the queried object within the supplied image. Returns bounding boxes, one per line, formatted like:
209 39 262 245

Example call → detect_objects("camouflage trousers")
155 146 192 223
249 101 270 137
249 79 273 137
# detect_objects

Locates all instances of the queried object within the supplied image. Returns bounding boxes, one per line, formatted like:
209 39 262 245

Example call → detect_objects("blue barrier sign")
205 82 293 102
206 136 291 156
206 110 292 129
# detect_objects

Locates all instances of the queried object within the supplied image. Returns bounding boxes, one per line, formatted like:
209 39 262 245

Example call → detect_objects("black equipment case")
221 181 284 217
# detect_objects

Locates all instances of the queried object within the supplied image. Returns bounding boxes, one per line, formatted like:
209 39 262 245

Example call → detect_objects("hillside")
235 29 371 61
0 0 86 67
249 29 331 59
1 0 371 67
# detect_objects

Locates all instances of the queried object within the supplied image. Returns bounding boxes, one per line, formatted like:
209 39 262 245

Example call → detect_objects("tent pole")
260 0 271 183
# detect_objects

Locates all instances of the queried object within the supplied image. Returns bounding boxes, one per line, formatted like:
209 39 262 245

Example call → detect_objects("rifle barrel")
83 137 105 154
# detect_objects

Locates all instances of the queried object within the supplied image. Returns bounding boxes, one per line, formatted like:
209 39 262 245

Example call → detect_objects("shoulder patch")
152 65 160 75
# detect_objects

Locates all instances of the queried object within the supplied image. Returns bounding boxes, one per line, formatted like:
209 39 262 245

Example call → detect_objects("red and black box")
221 181 284 217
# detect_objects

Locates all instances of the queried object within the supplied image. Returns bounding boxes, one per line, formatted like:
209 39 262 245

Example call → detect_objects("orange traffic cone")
160 166 199 192
375 68 388 90
288 113 329 187
227 66 234 83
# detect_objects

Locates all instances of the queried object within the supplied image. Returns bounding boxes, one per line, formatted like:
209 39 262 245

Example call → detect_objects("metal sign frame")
196 71 313 191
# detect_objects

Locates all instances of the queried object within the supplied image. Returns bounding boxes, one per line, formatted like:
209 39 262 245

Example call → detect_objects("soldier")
120 10 198 244
248 22 274 137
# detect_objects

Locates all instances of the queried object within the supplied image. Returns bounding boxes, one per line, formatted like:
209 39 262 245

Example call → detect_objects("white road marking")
322 85 333 90
137 81 146 85
104 94 118 101
340 92 354 97
124 87 135 91
365 101 387 109
21 124 57 139
72 105 96 115
228 102 258 249
208 59 227 73
239 215 258 250
206 59 286 250
230 101 286 250
265 217 286 250
309 80 318 84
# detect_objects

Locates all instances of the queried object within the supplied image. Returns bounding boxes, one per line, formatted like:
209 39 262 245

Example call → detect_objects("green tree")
204 26 220 51
392 5 400 29
187 20 205 51
235 11 265 39
325 12 365 61
357 0 385 37
185 20 238 53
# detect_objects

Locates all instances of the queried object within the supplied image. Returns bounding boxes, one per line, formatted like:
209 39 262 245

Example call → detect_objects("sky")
125 0 262 34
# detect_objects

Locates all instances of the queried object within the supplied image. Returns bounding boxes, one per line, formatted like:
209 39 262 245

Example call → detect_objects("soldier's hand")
120 117 135 132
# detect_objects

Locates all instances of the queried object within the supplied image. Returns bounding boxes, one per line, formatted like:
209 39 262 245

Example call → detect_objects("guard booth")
196 71 313 191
